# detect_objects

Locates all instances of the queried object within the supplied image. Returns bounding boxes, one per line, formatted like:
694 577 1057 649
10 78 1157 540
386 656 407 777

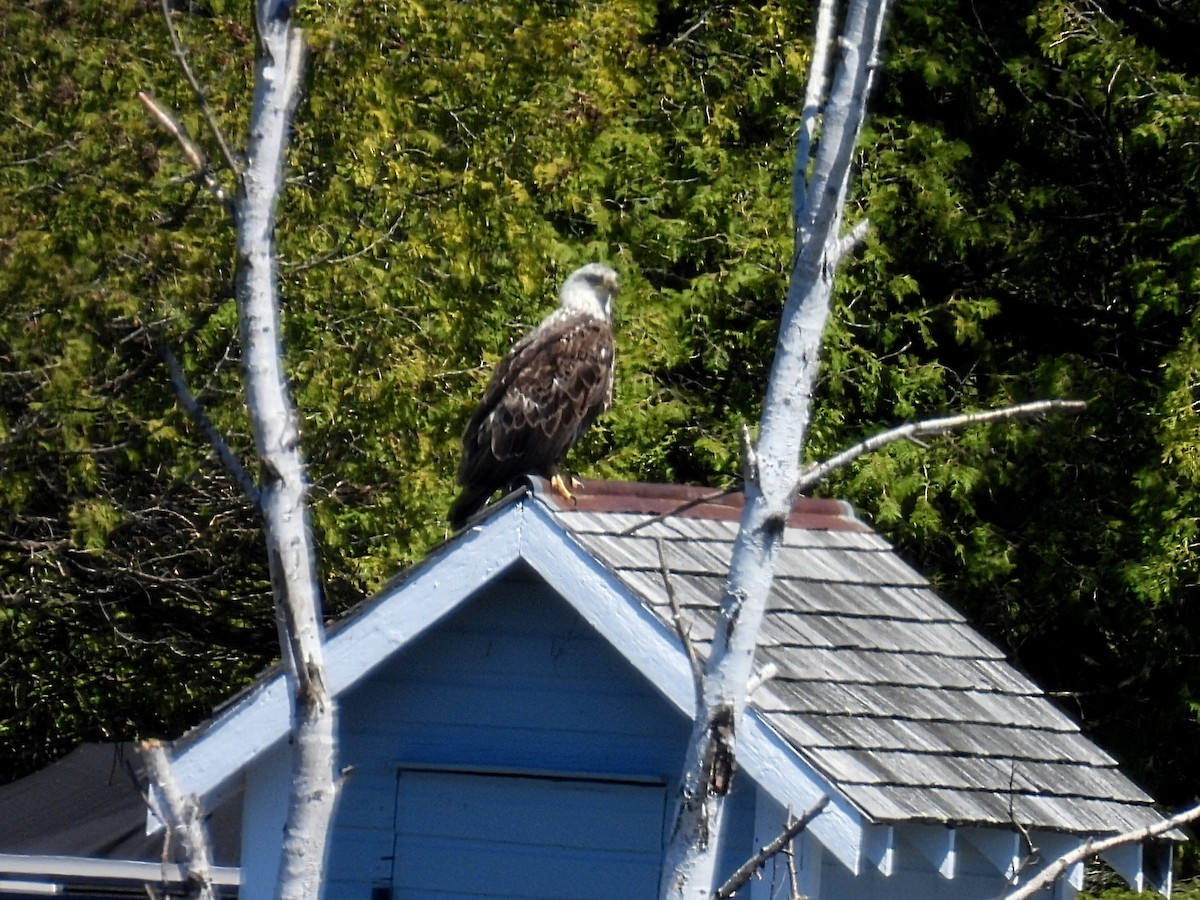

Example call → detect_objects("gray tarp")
0 742 240 865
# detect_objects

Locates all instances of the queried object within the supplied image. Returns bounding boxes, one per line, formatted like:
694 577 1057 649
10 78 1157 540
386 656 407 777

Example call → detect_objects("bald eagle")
449 263 618 529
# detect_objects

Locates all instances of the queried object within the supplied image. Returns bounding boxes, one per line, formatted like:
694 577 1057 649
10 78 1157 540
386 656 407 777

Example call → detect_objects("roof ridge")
522 476 868 531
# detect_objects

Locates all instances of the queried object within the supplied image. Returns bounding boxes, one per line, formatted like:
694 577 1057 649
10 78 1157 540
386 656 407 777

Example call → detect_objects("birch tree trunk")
659 2 891 897
139 1 336 894
238 5 339 898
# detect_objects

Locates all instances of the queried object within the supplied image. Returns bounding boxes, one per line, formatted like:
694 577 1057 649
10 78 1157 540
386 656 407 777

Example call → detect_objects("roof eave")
160 501 530 823
0 852 240 887
157 496 873 870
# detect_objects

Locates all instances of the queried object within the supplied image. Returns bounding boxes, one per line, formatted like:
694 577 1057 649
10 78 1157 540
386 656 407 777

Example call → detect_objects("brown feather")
450 311 614 528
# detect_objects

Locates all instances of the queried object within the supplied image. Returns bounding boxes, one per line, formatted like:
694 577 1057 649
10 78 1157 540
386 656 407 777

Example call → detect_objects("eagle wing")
457 312 614 494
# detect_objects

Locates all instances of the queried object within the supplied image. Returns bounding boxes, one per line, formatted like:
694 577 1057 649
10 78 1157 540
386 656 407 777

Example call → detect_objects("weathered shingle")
532 479 1164 834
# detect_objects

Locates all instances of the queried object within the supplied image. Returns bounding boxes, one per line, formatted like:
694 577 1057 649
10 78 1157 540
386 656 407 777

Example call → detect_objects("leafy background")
1 0 1197 890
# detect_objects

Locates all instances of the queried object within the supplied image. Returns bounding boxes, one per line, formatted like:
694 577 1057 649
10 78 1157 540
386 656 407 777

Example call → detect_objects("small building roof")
528 480 1159 835
0 743 240 894
159 478 1176 889
0 744 157 861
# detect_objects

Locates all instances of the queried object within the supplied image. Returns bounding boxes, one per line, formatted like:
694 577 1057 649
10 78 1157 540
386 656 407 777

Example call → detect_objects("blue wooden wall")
227 559 1088 900
310 563 755 899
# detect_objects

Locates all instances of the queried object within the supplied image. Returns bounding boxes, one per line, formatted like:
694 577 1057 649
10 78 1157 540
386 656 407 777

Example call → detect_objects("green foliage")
0 0 271 776
1 8 1199 887
828 0 1200 809
1081 872 1200 900
0 0 815 781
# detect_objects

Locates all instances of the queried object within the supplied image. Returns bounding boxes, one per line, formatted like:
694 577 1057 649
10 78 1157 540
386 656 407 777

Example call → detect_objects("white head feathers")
558 263 619 322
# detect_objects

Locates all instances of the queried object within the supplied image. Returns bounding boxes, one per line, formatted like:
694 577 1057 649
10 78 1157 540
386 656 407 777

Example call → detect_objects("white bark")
237 5 338 899
659 3 891 898
140 739 216 900
140 2 335 897
1000 802 1200 900
795 399 1088 492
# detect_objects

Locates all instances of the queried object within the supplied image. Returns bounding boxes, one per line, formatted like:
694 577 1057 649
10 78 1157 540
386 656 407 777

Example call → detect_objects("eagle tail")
448 484 495 530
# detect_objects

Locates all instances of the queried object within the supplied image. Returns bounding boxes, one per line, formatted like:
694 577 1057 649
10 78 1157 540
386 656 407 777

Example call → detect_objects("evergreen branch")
1000 801 1200 900
158 0 243 178
137 91 235 214
795 399 1088 494
715 795 830 900
159 345 261 509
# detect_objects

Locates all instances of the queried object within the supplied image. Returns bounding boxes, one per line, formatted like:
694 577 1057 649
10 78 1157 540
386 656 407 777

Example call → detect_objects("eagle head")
558 263 618 322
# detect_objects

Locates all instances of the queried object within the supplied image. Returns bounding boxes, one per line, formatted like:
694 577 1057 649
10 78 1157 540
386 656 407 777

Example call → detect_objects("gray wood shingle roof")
530 479 1164 836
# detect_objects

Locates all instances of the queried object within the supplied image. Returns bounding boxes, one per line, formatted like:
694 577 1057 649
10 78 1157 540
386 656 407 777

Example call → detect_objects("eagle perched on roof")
449 263 619 529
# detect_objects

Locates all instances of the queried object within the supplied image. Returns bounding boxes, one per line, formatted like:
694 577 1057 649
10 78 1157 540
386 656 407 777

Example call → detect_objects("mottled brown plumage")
449 264 618 528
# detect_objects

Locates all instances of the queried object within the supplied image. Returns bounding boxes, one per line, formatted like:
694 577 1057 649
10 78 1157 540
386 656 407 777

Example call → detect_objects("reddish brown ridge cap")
524 477 868 532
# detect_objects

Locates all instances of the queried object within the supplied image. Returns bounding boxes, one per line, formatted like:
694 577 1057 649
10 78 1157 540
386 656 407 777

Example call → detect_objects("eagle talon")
550 472 577 505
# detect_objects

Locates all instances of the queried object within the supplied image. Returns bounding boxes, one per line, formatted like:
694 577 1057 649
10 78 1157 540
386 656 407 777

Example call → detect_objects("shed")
5 479 1179 898
163 478 1180 899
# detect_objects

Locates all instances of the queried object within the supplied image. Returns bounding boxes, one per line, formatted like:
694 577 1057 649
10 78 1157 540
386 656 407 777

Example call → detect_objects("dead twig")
158 0 242 177
1001 801 1200 900
159 344 261 509
622 485 740 536
137 91 235 215
796 399 1087 493
716 795 830 900
658 537 705 694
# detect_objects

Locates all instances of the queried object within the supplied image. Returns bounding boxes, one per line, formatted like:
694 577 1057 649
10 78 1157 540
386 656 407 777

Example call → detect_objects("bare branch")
139 739 216 900
620 485 739 537
795 399 1088 494
630 401 1084 538
739 422 759 485
715 796 830 900
834 217 871 263
786 832 802 900
1001 801 1200 900
746 662 778 699
158 0 242 177
138 91 206 172
281 26 309 126
159 345 261 509
137 91 235 213
1006 760 1038 881
793 0 839 234
658 537 705 694
629 401 1084 537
